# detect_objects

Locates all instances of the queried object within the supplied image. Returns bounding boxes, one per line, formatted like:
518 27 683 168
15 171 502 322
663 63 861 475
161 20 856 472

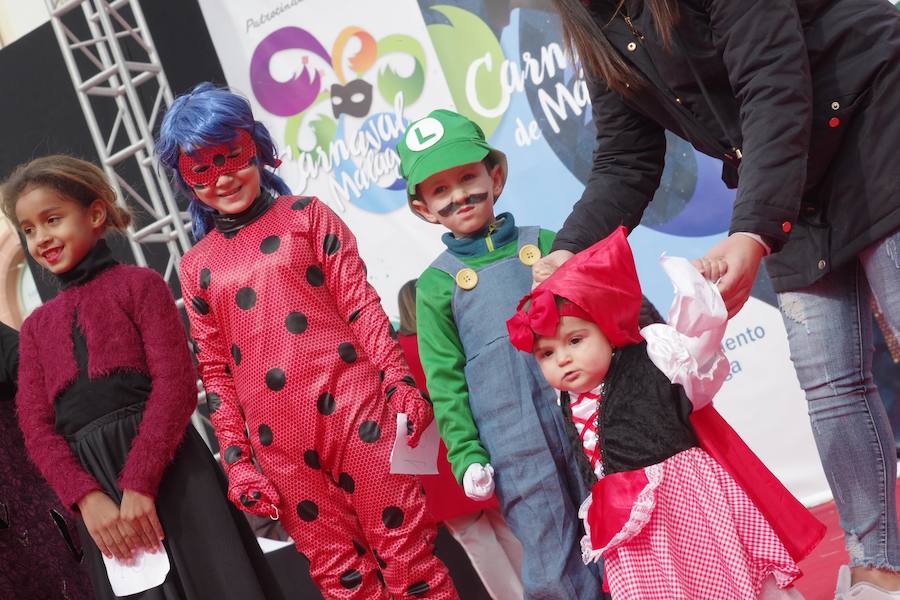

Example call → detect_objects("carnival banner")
196 0 455 317
197 0 831 503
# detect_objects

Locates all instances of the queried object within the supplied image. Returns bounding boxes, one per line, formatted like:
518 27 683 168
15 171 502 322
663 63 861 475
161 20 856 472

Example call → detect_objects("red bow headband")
506 226 644 352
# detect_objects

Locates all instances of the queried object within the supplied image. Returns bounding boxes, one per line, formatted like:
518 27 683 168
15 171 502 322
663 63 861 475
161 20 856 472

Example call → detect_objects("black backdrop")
0 0 225 303
0 2 491 597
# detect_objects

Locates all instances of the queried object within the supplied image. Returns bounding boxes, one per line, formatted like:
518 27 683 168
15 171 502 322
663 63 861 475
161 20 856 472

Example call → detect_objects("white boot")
835 565 900 600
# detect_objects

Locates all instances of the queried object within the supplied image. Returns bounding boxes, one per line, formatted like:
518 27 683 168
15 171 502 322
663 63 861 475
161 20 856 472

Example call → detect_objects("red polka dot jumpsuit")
180 194 458 599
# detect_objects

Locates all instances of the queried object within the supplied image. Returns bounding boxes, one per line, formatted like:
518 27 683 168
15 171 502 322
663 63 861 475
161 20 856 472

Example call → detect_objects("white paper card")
103 547 170 597
390 413 439 474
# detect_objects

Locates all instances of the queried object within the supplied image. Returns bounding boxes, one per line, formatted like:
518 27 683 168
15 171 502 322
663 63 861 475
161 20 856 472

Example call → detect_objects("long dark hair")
2 155 132 231
552 0 679 94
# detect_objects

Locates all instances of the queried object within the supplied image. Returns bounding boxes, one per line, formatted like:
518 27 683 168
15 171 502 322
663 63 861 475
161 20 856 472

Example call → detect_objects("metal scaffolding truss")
44 0 191 286
44 0 214 446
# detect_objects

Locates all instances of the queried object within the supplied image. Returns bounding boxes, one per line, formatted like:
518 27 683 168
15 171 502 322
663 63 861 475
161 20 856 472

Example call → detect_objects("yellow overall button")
455 268 479 290
518 244 541 266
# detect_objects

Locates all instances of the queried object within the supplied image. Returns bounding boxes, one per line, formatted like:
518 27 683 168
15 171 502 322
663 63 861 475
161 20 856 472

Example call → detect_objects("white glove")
463 463 495 500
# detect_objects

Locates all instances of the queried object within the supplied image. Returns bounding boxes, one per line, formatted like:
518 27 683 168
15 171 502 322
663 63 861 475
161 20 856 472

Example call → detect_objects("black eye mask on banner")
437 192 490 218
330 79 373 118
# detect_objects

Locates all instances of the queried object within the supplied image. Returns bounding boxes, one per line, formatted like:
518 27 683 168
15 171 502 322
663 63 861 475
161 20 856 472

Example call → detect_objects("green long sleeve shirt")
416 216 555 482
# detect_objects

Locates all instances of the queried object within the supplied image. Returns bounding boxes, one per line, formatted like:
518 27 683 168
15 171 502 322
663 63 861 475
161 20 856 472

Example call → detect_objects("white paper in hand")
103 547 170 596
390 413 439 474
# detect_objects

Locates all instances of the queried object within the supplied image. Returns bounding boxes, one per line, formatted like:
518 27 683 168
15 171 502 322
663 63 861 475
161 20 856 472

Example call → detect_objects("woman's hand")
532 250 575 288
77 490 133 561
120 489 164 553
693 234 765 318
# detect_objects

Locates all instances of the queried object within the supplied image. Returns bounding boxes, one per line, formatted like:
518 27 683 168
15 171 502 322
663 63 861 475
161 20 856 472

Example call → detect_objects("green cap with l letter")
397 109 508 212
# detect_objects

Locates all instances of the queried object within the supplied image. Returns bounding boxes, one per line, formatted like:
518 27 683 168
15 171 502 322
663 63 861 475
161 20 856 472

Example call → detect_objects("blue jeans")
778 229 900 570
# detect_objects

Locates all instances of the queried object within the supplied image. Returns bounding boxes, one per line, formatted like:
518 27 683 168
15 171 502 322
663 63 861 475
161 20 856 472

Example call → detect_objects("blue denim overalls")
430 226 602 599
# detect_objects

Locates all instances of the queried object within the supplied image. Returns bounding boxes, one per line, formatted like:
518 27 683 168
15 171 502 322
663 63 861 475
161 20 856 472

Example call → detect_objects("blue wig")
156 82 291 240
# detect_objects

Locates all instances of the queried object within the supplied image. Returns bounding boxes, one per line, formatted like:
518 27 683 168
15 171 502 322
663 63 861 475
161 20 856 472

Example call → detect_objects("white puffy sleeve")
640 256 730 410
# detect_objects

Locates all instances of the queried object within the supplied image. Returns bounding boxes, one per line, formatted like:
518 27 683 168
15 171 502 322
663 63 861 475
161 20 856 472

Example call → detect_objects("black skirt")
61 401 284 600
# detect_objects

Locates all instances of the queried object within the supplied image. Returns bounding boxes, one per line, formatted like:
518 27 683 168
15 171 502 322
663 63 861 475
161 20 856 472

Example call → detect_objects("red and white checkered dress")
570 390 801 599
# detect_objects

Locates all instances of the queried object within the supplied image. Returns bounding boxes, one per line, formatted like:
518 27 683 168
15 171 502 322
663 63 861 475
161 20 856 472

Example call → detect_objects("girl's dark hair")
397 279 418 336
552 0 679 94
1 155 132 230
156 82 292 241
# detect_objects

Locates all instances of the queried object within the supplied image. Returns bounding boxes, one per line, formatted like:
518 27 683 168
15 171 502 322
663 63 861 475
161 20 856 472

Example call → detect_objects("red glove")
226 462 281 519
388 384 434 448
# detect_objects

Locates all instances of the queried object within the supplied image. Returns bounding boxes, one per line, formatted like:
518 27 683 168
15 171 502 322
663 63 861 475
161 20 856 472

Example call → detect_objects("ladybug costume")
180 192 457 600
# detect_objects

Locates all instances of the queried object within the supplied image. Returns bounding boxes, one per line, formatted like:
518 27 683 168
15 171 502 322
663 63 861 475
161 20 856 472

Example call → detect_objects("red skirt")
588 448 801 599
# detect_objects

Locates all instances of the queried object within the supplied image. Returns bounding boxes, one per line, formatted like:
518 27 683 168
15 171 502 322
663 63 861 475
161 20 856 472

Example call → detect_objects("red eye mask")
178 129 257 189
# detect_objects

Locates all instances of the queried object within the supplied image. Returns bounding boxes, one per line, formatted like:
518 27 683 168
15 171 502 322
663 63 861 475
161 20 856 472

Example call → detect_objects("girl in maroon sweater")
1 155 283 600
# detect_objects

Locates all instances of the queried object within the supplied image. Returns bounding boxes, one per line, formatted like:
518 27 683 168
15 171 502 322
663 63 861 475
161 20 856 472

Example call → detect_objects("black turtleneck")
56 239 118 290
213 191 275 237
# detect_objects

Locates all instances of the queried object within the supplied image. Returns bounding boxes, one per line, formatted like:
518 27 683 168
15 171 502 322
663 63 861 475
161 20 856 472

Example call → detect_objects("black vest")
561 341 698 485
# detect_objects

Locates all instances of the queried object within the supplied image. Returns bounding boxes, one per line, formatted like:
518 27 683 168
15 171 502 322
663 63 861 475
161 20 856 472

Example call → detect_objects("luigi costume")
398 110 602 599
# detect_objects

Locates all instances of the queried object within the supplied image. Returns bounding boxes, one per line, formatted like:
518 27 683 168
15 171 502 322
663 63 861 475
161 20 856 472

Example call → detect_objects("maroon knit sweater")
16 264 198 509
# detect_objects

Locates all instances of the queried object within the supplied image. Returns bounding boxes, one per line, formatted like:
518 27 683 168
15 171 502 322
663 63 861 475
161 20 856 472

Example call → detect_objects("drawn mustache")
437 192 490 217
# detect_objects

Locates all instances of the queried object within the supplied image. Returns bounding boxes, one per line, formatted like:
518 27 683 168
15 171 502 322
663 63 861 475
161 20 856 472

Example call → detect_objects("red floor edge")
794 479 900 599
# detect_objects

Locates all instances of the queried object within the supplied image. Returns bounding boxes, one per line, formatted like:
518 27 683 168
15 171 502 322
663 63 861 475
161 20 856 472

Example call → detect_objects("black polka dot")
236 287 257 310
382 506 404 529
385 386 398 400
338 342 357 363
231 344 242 365
191 296 210 315
285 312 308 334
348 308 361 323
305 265 325 287
402 375 417 387
258 424 273 446
239 494 257 508
303 449 321 469
420 389 432 404
190 338 200 356
374 549 387 569
353 540 366 556
338 472 355 493
292 197 312 210
376 570 386 587
317 392 336 416
260 235 281 254
199 268 211 289
339 569 362 590
379 370 385 382
224 445 242 465
323 234 341 256
388 325 398 340
297 500 319 522
407 582 430 597
266 368 286 392
207 392 221 413
359 421 381 443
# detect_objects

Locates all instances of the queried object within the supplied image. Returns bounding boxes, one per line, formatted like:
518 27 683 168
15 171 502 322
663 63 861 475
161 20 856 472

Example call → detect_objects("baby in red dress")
507 227 824 599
